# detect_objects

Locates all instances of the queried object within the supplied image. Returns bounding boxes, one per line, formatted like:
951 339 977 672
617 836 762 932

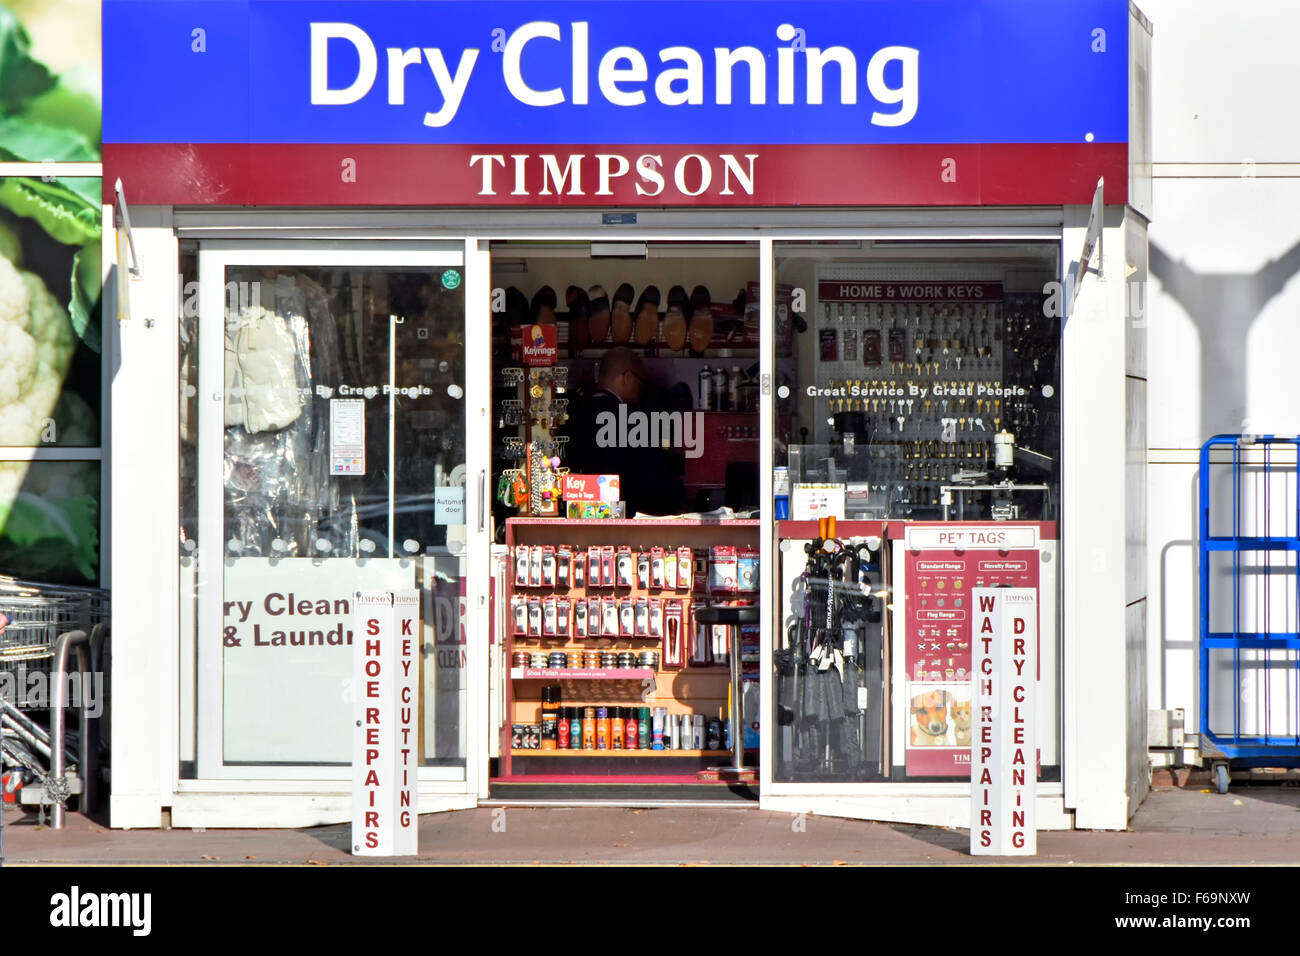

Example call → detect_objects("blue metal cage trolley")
1199 435 1300 793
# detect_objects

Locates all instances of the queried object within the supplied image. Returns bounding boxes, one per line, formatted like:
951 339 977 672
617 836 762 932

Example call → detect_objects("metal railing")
49 625 105 828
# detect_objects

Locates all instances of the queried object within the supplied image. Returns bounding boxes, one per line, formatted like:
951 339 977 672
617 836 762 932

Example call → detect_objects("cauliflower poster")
0 0 102 584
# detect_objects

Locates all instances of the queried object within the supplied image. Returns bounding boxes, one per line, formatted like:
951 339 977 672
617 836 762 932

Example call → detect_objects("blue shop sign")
104 0 1130 146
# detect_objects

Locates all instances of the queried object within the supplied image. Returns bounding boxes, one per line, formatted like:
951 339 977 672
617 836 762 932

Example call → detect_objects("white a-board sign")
352 589 420 856
970 587 1037 856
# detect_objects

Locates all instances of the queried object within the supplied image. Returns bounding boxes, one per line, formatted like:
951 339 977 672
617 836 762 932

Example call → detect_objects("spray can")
707 717 722 750
727 366 741 411
639 707 651 749
596 707 610 750
698 365 712 410
611 707 625 749
557 707 571 749
712 367 726 411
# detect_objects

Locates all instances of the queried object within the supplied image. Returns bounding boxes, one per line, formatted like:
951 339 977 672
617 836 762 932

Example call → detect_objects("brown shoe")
587 285 611 343
503 286 529 329
531 286 557 325
611 283 635 343
687 285 713 353
566 285 590 352
633 285 661 344
662 285 688 350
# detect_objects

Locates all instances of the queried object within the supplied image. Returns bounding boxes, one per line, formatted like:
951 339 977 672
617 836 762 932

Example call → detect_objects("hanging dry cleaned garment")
224 304 303 433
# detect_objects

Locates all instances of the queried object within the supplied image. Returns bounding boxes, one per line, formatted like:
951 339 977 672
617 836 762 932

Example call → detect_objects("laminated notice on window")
330 399 366 475
434 487 465 525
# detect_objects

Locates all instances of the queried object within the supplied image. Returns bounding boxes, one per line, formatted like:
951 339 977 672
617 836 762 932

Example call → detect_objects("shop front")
103 0 1151 831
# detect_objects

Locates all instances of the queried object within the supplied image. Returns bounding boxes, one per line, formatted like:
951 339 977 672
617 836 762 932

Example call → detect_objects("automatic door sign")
970 587 1036 856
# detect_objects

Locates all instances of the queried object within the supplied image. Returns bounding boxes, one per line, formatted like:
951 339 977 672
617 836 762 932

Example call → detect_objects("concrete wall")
1143 0 1300 747
1126 211 1149 816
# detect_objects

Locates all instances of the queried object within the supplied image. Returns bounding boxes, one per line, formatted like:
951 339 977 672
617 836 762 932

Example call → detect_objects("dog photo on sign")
907 684 972 748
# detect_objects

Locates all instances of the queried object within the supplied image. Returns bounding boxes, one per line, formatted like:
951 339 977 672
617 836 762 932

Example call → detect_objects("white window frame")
152 207 1092 828
192 240 484 788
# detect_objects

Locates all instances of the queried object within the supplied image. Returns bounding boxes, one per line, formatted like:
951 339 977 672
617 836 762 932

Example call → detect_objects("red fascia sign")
352 590 420 857
105 142 1127 208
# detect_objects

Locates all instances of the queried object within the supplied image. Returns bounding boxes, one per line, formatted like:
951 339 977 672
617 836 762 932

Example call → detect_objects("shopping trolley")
1198 435 1300 793
0 579 100 708
0 577 109 825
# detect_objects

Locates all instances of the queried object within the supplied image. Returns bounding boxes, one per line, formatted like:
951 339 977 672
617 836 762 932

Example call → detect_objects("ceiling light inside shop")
591 242 647 258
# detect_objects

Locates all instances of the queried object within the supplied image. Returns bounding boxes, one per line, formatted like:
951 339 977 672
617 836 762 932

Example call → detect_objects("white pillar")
1061 204 1148 829
108 208 179 827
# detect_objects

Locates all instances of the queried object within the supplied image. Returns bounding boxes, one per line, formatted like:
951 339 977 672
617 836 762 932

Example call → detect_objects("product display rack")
773 518 1059 783
501 517 760 779
800 263 1058 520
489 249 766 496
511 667 656 680
510 750 723 758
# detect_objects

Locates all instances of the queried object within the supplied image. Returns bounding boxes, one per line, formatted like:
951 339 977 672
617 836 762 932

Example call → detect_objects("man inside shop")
567 347 685 517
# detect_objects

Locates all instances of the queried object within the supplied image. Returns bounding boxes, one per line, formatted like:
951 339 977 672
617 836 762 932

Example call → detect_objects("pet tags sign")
352 589 420 857
970 587 1037 856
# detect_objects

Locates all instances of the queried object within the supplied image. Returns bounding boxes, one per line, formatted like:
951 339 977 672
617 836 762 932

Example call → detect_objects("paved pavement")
4 778 1300 865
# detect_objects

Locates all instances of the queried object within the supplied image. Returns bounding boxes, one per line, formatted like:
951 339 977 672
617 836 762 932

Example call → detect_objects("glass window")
184 253 469 777
773 243 1060 521
0 5 103 586
0 460 99 584
0 177 102 448
771 241 1061 784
